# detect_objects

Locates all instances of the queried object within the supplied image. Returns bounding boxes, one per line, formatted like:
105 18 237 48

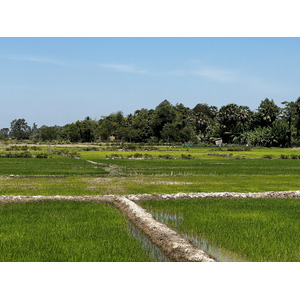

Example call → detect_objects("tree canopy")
1 97 300 147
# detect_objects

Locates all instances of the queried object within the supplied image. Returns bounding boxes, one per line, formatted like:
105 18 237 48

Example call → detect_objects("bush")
181 154 194 159
1 151 32 158
280 154 289 159
207 153 233 157
227 146 251 151
6 145 28 151
158 154 173 159
35 153 50 158
262 154 274 159
106 153 123 159
81 147 99 151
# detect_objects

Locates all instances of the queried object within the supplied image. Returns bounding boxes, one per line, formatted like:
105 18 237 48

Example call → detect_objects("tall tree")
40 126 59 141
10 119 31 140
0 128 9 138
97 111 125 140
256 98 280 127
151 100 176 139
293 97 300 138
193 103 218 137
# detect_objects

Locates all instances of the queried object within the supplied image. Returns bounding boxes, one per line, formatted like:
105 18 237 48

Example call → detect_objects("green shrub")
227 146 251 151
106 153 123 159
262 154 274 159
35 153 50 158
181 154 194 159
158 154 173 159
208 153 233 157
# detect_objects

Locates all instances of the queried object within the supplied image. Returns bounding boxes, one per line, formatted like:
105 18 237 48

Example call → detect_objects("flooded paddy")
128 222 170 262
150 210 245 262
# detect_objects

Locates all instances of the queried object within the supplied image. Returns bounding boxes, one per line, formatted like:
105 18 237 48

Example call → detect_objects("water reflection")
128 222 170 262
150 210 244 262
151 211 183 228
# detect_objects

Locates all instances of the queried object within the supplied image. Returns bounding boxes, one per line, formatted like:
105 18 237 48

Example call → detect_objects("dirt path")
114 196 216 262
0 195 111 204
124 190 300 201
2 190 300 204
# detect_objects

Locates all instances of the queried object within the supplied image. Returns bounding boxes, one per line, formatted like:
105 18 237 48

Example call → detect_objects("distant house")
214 138 223 146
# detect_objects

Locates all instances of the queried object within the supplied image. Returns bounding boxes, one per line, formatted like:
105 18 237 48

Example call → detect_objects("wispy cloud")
6 55 68 66
99 63 150 74
191 67 237 82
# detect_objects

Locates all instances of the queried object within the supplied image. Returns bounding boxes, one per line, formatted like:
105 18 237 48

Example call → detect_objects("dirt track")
2 190 300 204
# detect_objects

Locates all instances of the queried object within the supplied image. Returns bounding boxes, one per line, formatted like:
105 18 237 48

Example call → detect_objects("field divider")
125 190 300 201
113 196 216 262
2 190 300 204
0 195 112 204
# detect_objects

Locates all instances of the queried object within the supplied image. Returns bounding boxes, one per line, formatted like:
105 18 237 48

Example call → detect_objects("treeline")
1 97 300 147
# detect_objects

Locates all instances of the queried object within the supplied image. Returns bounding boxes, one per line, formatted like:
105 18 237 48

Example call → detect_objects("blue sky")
1 37 300 129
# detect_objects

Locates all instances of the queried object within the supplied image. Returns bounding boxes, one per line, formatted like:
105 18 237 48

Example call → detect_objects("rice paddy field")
0 142 299 262
140 197 300 262
0 200 154 262
1 144 300 195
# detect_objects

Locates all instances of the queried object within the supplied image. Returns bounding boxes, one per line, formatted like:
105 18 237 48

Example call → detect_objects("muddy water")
128 222 170 262
150 210 244 262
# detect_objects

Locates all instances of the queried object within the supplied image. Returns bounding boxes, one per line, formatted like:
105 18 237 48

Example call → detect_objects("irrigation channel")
128 222 170 262
150 210 244 262
1 190 300 262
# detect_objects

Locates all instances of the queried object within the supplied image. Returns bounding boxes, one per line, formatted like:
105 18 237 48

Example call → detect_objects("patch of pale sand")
146 181 193 185
89 178 114 184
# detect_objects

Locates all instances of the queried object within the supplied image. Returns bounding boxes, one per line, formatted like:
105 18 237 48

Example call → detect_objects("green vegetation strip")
0 201 155 262
140 197 300 262
0 157 108 176
1 146 300 195
1 174 300 195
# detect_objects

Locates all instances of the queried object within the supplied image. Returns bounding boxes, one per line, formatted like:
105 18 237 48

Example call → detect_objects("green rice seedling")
141 197 300 262
2 173 300 196
2 145 300 196
0 157 108 176
0 201 155 262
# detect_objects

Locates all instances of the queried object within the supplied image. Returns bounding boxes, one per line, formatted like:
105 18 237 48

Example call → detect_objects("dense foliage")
2 97 300 147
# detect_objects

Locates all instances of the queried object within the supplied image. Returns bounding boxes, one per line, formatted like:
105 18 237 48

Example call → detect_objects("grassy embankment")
0 145 300 195
0 201 154 262
140 197 300 262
